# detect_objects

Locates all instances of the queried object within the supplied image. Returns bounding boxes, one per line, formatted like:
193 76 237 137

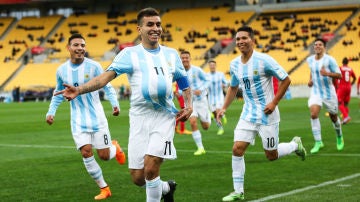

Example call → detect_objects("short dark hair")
137 7 160 26
342 57 348 65
314 38 327 47
180 50 191 56
208 60 216 64
68 33 84 45
237 26 255 39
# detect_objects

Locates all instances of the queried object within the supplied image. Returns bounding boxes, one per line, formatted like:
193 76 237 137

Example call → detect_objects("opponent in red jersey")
336 57 356 124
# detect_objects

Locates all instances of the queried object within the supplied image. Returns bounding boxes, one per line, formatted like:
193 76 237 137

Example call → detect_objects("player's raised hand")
54 83 79 101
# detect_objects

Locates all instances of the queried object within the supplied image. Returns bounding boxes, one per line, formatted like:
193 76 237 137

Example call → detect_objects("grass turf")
0 97 359 201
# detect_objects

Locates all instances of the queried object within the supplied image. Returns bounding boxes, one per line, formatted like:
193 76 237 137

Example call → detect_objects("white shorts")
128 110 177 169
191 97 211 123
73 129 112 150
308 94 338 114
209 102 223 113
234 119 279 151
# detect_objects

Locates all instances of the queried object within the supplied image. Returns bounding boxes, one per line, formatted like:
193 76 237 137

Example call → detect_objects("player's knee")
265 151 278 161
80 145 93 158
98 153 109 160
232 146 245 156
310 114 318 119
202 123 210 130
130 170 145 187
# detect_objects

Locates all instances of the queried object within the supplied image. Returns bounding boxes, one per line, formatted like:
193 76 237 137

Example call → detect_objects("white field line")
248 173 360 202
0 144 360 157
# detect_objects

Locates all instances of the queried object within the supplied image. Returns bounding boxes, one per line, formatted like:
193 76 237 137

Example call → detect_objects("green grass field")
1 98 359 202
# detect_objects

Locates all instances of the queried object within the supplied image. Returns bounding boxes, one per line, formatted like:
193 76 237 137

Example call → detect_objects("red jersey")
337 65 356 89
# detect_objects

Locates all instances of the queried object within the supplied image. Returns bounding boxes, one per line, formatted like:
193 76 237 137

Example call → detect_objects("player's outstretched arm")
176 87 193 122
54 71 116 101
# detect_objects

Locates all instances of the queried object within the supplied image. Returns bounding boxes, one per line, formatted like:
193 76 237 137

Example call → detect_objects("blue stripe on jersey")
86 94 99 131
153 57 167 107
254 61 267 125
241 64 254 123
139 52 152 105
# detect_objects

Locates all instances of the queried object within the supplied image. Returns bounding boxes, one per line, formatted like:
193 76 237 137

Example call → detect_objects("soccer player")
180 50 211 155
216 26 306 201
173 83 192 135
46 33 126 200
207 60 229 135
336 57 356 124
307 38 344 154
54 8 193 202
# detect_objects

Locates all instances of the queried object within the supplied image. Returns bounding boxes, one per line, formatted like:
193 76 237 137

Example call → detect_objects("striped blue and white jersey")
306 54 340 100
229 51 288 125
47 58 119 133
107 44 187 116
207 71 228 105
186 65 210 101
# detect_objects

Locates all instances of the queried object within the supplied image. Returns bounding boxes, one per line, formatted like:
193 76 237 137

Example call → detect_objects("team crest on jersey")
253 70 258 75
85 74 89 79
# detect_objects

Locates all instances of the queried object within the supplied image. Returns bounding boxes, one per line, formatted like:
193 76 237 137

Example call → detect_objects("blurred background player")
336 57 356 124
46 33 125 200
173 82 192 135
207 60 229 135
307 38 344 154
181 50 211 155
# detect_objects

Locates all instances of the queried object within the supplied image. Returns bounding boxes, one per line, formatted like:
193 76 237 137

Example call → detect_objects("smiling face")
235 30 254 56
180 52 191 70
137 15 162 49
67 38 86 64
209 61 216 73
313 40 326 58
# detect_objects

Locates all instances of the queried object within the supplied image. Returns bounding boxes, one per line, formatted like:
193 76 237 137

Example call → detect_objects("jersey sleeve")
229 60 240 87
46 69 64 116
328 56 340 74
95 63 119 109
264 55 288 81
106 48 133 76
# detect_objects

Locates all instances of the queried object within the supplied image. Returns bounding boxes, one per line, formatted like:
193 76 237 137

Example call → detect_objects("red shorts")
337 86 351 103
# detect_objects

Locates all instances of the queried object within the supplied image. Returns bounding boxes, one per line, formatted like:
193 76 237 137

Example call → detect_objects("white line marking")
1 144 360 157
248 173 360 202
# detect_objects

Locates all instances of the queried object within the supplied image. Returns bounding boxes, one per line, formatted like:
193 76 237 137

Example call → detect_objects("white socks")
232 155 245 194
83 156 107 188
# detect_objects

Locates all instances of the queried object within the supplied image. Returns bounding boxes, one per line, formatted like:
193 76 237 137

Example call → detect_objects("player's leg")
144 112 177 202
325 99 344 151
342 91 351 124
260 123 306 161
190 100 206 155
308 96 324 154
222 120 253 201
95 130 126 165
74 132 111 200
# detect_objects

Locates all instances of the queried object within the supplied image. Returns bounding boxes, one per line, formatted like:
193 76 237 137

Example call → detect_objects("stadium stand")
328 11 360 80
46 11 139 61
1 0 360 98
160 6 254 67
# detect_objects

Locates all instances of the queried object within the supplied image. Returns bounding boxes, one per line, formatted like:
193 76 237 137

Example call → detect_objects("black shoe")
163 180 177 202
